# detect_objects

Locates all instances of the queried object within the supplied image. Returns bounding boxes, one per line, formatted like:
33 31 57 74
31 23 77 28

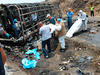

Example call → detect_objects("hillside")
43 0 100 16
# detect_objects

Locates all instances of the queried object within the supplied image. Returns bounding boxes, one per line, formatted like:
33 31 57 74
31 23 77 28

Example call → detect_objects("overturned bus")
0 3 61 44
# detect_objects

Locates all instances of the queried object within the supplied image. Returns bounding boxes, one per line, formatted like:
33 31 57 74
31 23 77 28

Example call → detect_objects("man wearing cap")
78 10 88 31
13 17 20 37
0 23 9 38
31 12 37 24
47 14 56 38
67 8 74 29
39 22 51 59
56 18 66 52
47 14 56 25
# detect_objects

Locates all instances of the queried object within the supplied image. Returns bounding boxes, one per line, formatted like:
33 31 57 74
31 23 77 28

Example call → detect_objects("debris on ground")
25 48 41 60
90 30 98 34
22 58 37 69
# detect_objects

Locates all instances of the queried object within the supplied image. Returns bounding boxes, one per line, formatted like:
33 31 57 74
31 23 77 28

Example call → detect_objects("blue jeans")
15 29 20 37
42 38 51 56
68 19 72 29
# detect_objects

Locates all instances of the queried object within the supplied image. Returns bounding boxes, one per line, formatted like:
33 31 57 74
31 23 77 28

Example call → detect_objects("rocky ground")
43 0 100 16
4 16 100 75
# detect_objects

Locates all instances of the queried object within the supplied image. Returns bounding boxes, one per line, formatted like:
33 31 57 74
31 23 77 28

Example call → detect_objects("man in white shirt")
39 22 51 59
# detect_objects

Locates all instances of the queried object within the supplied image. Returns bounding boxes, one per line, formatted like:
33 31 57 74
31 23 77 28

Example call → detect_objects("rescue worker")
0 23 9 38
39 22 51 59
31 12 37 24
67 8 74 29
47 14 56 25
56 18 66 52
13 17 20 37
47 14 56 38
90 5 94 17
78 10 88 31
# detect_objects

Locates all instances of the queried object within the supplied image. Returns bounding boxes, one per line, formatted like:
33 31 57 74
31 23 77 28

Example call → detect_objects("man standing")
31 12 37 24
13 17 20 37
67 8 74 29
78 10 88 31
47 14 56 38
56 18 66 52
39 22 51 59
47 14 56 25
90 5 94 17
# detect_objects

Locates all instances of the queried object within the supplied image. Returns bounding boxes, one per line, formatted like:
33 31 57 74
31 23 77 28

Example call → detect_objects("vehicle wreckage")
0 3 61 44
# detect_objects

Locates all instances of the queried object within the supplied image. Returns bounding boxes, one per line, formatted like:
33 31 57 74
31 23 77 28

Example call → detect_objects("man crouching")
56 18 66 52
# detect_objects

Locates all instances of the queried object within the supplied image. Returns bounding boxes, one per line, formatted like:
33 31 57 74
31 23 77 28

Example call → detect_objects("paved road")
73 16 100 22
66 16 100 48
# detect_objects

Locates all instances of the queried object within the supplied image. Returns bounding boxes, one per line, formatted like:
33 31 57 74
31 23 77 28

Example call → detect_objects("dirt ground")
5 17 100 75
5 38 100 75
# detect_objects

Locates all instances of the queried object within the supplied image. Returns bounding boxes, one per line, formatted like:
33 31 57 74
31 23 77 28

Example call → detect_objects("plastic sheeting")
22 58 37 69
22 48 41 69
48 24 57 34
25 48 41 60
66 19 82 38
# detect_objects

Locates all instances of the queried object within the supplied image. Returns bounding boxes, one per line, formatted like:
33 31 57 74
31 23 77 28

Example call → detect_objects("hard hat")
46 14 50 18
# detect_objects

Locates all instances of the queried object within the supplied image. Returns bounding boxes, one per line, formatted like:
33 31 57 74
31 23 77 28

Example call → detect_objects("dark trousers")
52 31 55 38
68 19 72 29
42 38 51 56
91 11 94 17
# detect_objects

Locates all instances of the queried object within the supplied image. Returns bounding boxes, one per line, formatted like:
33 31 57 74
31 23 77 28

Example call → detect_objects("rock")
87 56 93 62
83 48 86 51
78 57 85 63
4 46 12 52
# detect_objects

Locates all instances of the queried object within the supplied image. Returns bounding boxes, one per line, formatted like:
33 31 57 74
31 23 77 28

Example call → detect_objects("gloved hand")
66 19 67 22
5 33 9 38
55 23 59 26
33 19 34 21
68 15 70 17
68 15 70 18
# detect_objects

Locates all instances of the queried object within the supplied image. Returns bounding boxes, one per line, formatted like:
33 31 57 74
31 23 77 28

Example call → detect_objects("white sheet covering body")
66 19 82 38
48 24 57 34
48 24 62 33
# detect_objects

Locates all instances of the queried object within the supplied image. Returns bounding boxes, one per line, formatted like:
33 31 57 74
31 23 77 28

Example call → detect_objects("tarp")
25 48 41 60
22 58 37 69
22 48 41 69
66 19 82 38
